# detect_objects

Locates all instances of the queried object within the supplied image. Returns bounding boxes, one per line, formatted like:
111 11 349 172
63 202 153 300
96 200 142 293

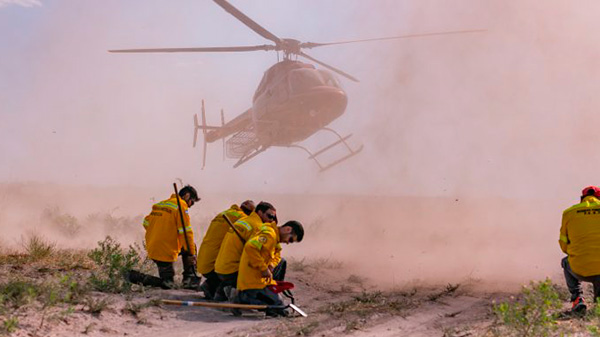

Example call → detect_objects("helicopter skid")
289 128 363 172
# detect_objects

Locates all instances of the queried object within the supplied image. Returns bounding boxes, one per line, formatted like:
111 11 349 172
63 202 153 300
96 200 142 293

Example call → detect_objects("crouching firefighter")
236 220 304 317
197 200 255 300
131 185 201 289
214 202 277 300
560 186 600 314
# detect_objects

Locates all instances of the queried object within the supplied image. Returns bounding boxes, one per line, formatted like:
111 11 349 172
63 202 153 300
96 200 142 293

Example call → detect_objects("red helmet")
581 186 600 198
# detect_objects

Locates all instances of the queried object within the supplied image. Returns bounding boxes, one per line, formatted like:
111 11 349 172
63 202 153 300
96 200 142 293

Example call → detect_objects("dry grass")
0 238 156 336
288 256 344 273
21 233 56 261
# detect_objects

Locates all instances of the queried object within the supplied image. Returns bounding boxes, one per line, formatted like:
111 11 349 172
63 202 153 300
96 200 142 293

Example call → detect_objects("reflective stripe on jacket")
143 194 195 262
215 211 270 274
560 196 600 276
196 205 246 275
237 223 280 291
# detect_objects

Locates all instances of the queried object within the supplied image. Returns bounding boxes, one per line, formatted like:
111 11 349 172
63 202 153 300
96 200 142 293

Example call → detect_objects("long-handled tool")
161 299 307 317
222 213 246 244
173 183 199 280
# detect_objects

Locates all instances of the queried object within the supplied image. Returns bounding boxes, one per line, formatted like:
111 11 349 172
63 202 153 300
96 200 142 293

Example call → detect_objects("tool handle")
173 183 193 254
222 214 246 244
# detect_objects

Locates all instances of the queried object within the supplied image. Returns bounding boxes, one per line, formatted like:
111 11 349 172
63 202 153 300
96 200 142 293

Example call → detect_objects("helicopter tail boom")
193 100 255 169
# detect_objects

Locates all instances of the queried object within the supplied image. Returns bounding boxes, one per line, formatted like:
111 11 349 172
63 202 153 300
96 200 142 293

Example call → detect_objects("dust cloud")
2 0 600 290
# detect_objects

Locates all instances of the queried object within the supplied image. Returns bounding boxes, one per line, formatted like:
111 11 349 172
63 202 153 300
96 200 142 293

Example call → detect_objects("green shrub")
22 234 56 261
83 296 112 316
88 236 141 293
58 274 87 304
0 280 38 309
493 278 562 337
1 316 18 334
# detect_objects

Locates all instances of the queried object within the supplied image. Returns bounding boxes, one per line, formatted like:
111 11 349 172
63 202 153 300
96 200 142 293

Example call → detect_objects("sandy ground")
2 255 516 337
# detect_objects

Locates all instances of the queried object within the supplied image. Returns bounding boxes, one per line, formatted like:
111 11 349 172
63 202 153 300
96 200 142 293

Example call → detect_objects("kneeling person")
237 221 304 316
142 185 200 289
197 200 255 299
214 201 277 300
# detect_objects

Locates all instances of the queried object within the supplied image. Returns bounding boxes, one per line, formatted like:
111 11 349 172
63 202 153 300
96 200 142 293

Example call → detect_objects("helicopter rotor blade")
299 52 359 83
109 45 277 53
213 0 283 46
300 29 487 49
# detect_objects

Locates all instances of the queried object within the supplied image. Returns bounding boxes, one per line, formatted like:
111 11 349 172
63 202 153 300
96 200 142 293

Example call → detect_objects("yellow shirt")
214 212 270 275
560 196 600 276
196 205 246 275
237 224 280 291
142 194 195 262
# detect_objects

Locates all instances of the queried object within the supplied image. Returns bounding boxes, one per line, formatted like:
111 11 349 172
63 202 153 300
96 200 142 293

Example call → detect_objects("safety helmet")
581 186 600 198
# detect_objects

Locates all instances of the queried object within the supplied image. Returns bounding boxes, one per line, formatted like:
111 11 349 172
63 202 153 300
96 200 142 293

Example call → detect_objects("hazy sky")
2 0 599 198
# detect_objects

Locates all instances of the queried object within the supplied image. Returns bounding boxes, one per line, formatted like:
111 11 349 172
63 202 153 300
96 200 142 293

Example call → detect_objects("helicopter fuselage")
205 60 348 146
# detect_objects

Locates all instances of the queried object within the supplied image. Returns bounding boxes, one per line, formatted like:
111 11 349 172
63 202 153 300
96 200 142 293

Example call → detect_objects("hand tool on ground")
162 280 307 317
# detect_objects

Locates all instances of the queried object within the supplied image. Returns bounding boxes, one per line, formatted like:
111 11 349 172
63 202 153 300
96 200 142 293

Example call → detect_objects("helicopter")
110 0 483 171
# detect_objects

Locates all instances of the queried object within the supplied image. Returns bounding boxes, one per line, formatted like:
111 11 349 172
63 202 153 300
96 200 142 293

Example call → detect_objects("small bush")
0 279 38 309
493 278 561 337
22 234 56 261
59 274 87 304
42 207 81 237
353 291 382 304
288 257 308 272
1 316 18 334
88 236 141 293
122 299 160 317
83 296 112 316
427 283 460 302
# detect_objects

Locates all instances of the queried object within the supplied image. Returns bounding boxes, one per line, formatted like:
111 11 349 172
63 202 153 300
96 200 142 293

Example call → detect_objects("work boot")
265 307 290 317
572 297 587 315
213 290 227 302
182 276 201 291
126 270 171 289
200 281 214 300
226 286 239 303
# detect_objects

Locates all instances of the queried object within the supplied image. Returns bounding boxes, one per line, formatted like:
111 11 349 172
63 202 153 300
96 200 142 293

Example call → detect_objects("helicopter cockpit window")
253 73 271 101
289 69 326 93
318 70 342 89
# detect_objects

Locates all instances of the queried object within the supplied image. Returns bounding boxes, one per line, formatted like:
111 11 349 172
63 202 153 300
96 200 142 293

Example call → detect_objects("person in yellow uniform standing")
214 201 277 300
237 220 304 317
142 185 200 289
197 200 255 300
560 186 600 314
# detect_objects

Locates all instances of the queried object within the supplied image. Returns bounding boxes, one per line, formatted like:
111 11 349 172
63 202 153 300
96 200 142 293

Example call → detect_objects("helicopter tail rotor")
193 114 200 148
193 100 223 169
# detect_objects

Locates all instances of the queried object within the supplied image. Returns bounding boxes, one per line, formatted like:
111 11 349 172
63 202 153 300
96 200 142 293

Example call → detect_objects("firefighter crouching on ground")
142 185 201 289
197 200 255 300
237 220 304 317
214 201 277 301
560 186 600 314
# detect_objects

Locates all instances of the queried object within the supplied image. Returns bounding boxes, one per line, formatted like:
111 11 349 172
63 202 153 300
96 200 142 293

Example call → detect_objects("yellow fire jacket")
214 212 268 275
560 196 600 276
237 223 280 291
142 194 196 263
196 205 246 275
